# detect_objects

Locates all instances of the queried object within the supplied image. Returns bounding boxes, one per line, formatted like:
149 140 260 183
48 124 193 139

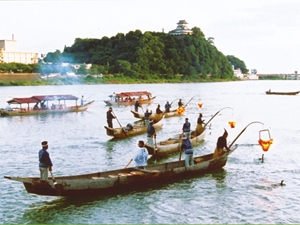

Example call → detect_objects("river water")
1 80 300 224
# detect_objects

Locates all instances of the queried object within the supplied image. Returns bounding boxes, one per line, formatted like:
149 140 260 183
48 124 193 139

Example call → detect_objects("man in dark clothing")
134 100 141 112
106 107 115 128
39 141 53 180
144 109 152 126
156 104 163 114
178 99 184 107
213 129 230 158
182 118 191 139
181 134 194 167
165 101 171 112
147 121 156 147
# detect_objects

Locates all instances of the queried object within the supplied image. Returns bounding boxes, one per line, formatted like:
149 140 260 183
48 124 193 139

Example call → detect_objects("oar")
124 159 133 168
204 107 233 128
228 121 264 149
178 133 183 160
170 98 179 106
112 111 128 137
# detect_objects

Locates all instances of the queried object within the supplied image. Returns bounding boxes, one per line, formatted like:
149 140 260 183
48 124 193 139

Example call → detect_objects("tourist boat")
104 91 156 106
104 116 164 138
130 108 184 120
265 90 300 95
0 95 94 117
4 146 237 197
145 124 205 158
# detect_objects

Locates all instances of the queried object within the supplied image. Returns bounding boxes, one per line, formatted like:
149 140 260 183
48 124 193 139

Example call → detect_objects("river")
1 80 300 224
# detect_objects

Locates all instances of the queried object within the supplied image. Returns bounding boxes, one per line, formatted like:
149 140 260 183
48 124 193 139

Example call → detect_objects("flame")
228 120 236 128
258 139 273 152
177 106 185 115
198 103 203 108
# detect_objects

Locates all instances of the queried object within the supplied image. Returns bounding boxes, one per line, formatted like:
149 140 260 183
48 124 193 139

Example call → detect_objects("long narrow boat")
4 147 237 197
104 116 164 138
265 90 300 95
130 108 184 119
145 124 205 158
0 95 94 117
104 91 156 106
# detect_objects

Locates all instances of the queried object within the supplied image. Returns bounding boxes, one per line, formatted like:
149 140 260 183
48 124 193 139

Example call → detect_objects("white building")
0 37 38 64
169 20 193 36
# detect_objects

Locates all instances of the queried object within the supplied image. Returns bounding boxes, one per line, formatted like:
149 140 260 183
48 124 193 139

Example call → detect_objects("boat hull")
104 116 164 138
104 97 156 106
0 101 94 117
265 91 300 95
4 149 235 197
130 109 184 120
145 124 205 157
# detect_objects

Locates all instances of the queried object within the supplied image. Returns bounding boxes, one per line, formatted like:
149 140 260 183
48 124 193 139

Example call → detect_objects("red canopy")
115 91 151 98
7 95 79 104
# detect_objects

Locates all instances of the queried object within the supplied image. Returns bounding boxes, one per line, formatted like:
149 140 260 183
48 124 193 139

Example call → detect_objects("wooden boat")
145 124 205 158
265 90 300 95
130 108 184 120
104 91 156 106
104 116 164 138
0 95 94 117
4 146 237 197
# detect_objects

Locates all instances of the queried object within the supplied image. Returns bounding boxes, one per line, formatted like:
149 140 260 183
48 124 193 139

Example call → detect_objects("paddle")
178 133 183 160
204 107 234 128
228 121 264 149
124 159 133 168
112 111 128 137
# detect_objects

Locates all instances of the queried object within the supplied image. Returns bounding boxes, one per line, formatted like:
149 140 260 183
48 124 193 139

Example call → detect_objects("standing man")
106 107 116 128
182 118 191 139
134 100 141 112
181 134 194 167
147 120 156 148
39 141 53 181
81 95 84 106
165 101 171 113
131 140 149 169
212 129 230 159
195 113 205 135
144 109 152 126
178 99 184 107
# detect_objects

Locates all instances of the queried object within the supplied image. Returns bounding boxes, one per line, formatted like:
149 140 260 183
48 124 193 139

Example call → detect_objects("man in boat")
134 100 141 112
106 107 116 128
147 120 156 148
178 99 184 107
156 104 163 114
131 140 149 169
81 95 84 106
182 118 191 139
195 113 205 136
212 129 230 159
165 101 171 113
144 109 152 126
181 134 194 167
5 104 12 111
38 141 53 181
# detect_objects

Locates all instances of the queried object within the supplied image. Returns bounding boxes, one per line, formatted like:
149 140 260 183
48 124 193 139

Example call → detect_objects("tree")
226 55 248 74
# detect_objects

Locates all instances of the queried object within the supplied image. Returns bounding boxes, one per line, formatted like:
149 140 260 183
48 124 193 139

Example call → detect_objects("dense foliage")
226 55 248 74
43 28 235 80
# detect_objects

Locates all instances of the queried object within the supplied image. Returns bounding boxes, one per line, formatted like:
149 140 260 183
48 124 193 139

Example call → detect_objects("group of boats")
4 91 260 197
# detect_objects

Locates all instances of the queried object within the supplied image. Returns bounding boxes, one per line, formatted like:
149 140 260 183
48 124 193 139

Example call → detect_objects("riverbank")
0 73 237 86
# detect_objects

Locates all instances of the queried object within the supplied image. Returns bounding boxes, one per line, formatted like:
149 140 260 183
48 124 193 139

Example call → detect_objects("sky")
1 0 300 74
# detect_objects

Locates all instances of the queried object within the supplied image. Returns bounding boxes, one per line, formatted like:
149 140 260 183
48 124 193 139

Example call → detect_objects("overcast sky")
1 0 299 74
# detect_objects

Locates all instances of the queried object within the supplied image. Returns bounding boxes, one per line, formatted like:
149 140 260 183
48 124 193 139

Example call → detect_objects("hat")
109 107 112 110
185 118 189 121
41 141 48 147
223 128 228 136
181 134 187 139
